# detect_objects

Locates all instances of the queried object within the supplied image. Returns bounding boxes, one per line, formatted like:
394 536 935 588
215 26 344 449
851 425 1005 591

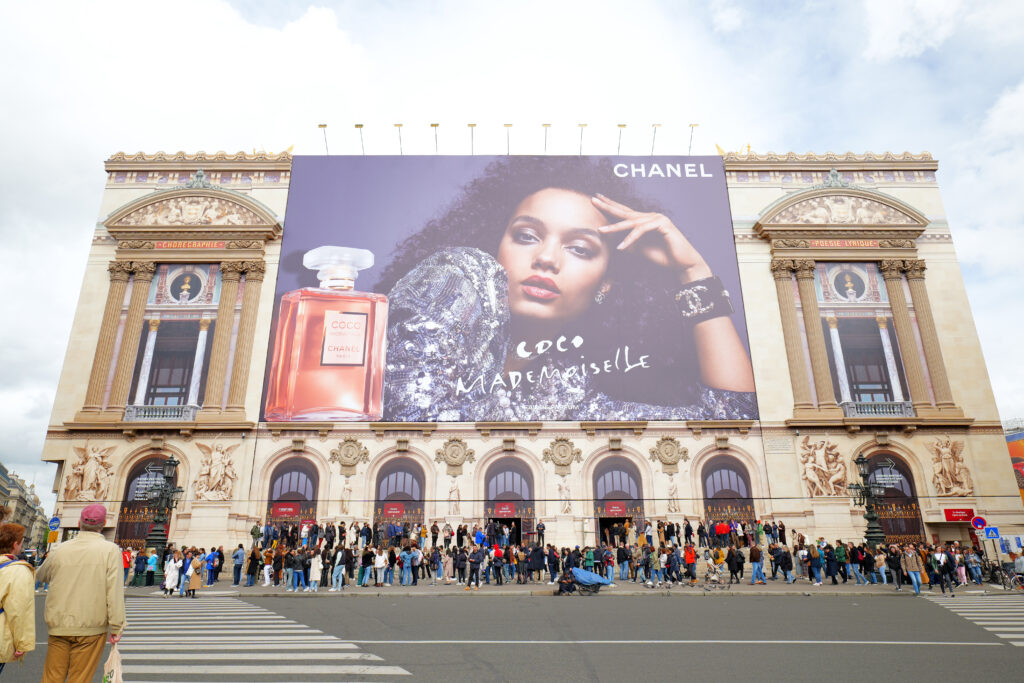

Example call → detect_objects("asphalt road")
20 593 1021 682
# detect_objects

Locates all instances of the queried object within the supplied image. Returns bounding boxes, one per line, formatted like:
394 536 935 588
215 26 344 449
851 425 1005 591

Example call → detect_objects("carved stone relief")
797 436 849 497
649 436 689 474
435 438 475 477
543 437 582 476
928 436 973 496
767 195 917 225
114 196 263 226
330 437 370 476
193 442 240 501
64 444 116 502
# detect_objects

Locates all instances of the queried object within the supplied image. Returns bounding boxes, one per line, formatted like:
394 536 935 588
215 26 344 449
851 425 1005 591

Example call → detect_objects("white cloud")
710 0 746 32
862 0 965 61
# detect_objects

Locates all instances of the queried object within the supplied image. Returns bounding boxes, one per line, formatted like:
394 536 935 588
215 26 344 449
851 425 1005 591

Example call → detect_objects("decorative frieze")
330 437 370 476
543 437 582 476
435 438 475 477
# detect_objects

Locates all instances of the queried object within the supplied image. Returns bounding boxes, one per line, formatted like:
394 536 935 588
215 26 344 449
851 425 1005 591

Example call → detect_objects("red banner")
604 501 626 516
382 502 405 517
943 508 974 522
494 502 516 517
271 502 300 517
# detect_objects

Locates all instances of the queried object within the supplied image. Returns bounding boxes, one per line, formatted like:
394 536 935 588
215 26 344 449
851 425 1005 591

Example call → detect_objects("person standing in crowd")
187 553 202 598
231 544 245 587
930 545 957 597
900 544 921 595
0 520 35 677
37 504 125 683
132 549 147 587
245 547 260 587
749 544 765 584
536 521 545 547
162 550 183 598
120 547 132 586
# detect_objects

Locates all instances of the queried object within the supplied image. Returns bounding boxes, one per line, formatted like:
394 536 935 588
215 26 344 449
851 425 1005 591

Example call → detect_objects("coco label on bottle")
321 311 368 366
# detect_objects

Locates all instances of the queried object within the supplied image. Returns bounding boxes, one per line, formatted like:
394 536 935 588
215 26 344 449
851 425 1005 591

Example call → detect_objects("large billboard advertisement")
262 156 757 422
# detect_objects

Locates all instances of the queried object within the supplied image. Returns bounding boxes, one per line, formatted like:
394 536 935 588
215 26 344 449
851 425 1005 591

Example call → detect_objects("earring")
594 290 606 305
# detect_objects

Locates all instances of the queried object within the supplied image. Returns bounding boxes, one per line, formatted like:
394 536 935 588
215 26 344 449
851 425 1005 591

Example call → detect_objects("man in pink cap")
36 503 125 683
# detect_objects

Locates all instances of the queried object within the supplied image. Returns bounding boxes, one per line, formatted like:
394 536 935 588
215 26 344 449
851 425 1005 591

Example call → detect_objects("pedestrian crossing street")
120 597 410 680
923 594 1024 647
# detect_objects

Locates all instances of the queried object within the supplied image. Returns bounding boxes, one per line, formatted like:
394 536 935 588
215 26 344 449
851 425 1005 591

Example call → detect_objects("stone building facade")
40 150 1023 552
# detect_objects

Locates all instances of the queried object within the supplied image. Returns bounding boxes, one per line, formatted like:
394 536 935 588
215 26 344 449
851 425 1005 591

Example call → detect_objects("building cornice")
723 150 938 171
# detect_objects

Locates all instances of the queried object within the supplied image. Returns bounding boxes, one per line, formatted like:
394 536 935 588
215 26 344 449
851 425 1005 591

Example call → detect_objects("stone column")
187 318 212 406
825 315 852 404
770 259 814 414
106 262 156 416
198 262 244 419
225 262 266 414
876 316 905 402
132 318 161 406
79 261 133 415
904 260 959 413
879 260 931 412
793 260 842 415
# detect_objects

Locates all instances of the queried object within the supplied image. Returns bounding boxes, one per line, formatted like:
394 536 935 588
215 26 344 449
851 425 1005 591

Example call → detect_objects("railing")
840 401 915 418
123 404 199 422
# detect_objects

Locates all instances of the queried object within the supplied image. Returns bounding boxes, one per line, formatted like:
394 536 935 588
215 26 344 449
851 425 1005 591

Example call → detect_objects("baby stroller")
704 557 729 589
572 567 611 595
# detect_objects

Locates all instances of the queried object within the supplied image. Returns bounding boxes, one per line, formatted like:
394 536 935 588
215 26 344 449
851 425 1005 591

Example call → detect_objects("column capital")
769 258 795 280
904 259 927 280
825 314 838 329
242 261 267 281
793 259 817 280
147 318 161 332
199 318 212 331
108 260 133 282
220 261 246 282
875 315 888 329
878 259 905 280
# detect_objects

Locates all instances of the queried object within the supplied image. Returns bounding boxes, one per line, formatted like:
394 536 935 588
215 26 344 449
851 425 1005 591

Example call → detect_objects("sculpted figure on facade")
341 477 353 515
330 437 370 477
557 478 573 514
436 438 475 477
666 475 681 513
929 436 973 495
116 196 262 227
447 477 461 516
767 195 916 225
65 445 116 501
543 438 582 476
649 436 688 474
194 442 240 501
798 436 848 496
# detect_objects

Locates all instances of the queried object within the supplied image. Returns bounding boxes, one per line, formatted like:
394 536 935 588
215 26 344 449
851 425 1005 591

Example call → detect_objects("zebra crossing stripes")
120 598 410 679
923 594 1024 646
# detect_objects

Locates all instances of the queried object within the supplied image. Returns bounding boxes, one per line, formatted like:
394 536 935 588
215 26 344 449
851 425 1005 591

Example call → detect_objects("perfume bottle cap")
303 246 374 289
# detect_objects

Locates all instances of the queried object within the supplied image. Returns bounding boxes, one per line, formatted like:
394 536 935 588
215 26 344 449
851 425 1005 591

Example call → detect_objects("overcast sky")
2 0 1021 513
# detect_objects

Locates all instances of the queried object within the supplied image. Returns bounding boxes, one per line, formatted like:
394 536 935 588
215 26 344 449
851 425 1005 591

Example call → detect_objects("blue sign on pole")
47 517 60 531
984 527 1000 539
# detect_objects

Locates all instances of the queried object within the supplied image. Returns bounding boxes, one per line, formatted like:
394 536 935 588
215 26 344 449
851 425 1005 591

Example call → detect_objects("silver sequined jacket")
383 247 758 421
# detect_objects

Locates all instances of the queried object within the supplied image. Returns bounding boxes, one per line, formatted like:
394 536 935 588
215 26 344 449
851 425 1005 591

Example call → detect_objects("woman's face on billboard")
497 188 610 326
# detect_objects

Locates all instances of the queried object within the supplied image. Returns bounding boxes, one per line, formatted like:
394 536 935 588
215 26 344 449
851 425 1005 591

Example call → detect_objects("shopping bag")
102 644 123 683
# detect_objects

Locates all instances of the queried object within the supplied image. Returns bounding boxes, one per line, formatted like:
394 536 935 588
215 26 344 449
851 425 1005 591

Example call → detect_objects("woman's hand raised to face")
592 194 712 284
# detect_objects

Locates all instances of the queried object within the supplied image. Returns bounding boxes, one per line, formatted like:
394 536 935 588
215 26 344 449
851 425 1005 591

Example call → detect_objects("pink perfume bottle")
265 246 387 421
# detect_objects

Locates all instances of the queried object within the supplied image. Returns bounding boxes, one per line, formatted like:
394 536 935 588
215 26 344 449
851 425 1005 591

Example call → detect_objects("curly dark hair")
375 156 698 404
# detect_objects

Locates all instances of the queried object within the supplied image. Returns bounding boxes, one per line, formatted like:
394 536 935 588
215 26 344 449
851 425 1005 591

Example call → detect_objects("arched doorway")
266 457 319 526
701 456 755 525
867 454 925 544
374 458 425 538
592 457 645 546
116 456 178 551
484 458 535 545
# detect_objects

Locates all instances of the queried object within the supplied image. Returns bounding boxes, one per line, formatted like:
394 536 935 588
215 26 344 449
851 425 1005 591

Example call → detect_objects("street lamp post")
142 454 184 586
848 452 887 549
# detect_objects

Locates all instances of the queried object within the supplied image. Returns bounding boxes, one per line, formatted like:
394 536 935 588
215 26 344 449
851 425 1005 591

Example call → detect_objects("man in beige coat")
37 503 125 683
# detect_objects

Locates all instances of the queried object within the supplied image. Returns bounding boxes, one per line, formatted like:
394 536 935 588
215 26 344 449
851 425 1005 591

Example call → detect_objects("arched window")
593 457 643 501
701 456 754 524
376 459 424 501
116 456 178 551
867 453 924 544
269 458 319 502
486 459 533 501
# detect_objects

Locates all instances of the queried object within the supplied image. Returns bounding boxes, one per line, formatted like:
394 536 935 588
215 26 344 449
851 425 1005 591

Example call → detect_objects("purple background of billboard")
262 155 751 416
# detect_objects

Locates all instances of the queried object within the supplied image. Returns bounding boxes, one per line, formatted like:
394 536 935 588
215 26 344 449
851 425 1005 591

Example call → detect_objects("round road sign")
970 516 986 530
48 516 60 531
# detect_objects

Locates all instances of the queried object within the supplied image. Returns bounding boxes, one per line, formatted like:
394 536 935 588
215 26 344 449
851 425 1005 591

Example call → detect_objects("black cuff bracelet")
674 275 734 323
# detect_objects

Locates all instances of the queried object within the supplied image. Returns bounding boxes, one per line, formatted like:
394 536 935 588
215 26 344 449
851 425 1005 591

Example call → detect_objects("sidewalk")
112 577 1001 599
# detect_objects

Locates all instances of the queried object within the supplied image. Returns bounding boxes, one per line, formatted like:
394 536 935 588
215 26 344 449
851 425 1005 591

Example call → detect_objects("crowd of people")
117 517 1012 599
